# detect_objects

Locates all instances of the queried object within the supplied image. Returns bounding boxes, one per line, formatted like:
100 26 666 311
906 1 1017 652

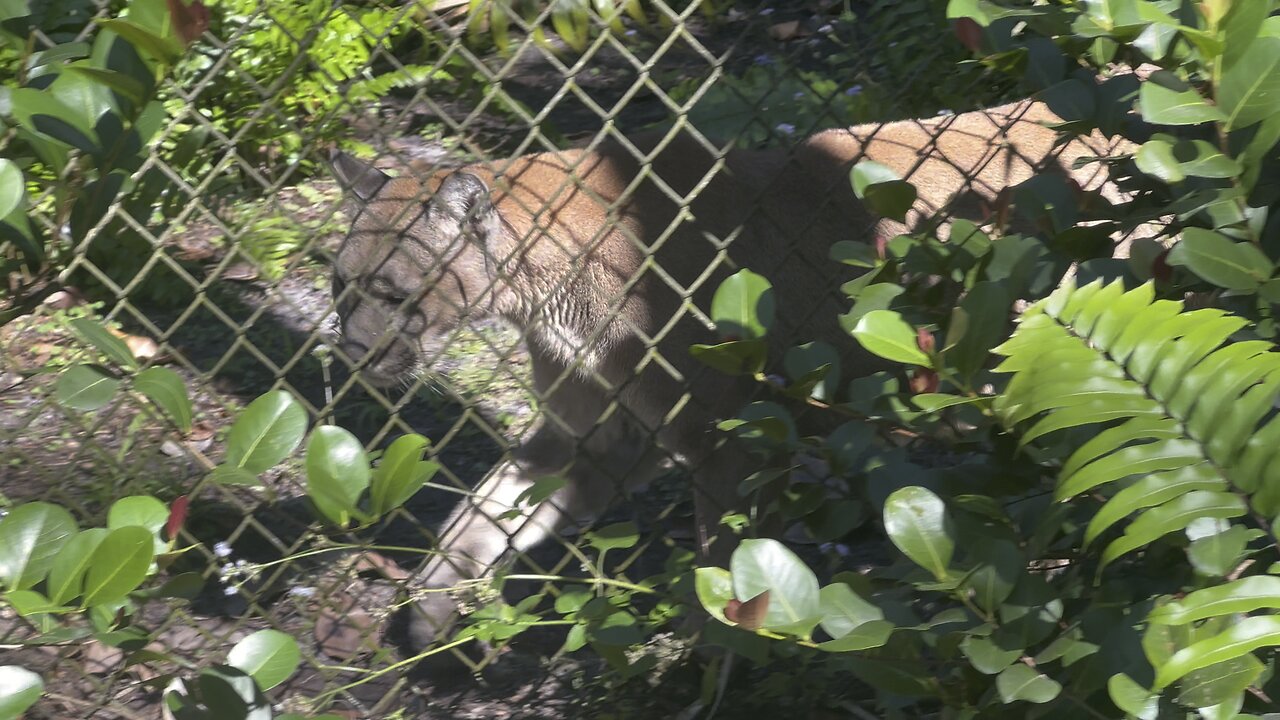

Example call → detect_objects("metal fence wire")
0 1 1139 717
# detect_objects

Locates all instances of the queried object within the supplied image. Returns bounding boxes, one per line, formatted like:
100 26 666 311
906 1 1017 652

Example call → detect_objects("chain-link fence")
0 1 1144 717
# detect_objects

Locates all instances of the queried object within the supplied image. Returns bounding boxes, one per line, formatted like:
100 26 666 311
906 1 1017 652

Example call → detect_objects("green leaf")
134 367 192 433
1148 575 1280 625
46 528 108 605
1177 654 1263 709
850 310 931 367
1108 673 1159 720
1218 34 1280 130
97 18 181 62
689 339 768 376
995 664 1061 703
0 159 24 220
730 538 821 630
1187 524 1254 577
947 281 1010 381
815 620 893 651
883 486 954 580
829 240 878 268
305 425 370 527
710 269 774 340
961 633 1021 674
0 502 77 591
1138 75 1226 125
1167 228 1272 291
54 365 121 411
783 341 841 401
107 495 168 535
0 665 43 720
850 161 917 222
1100 491 1246 568
225 390 308 474
226 629 300 691
369 434 438 516
8 87 99 151
694 566 734 626
1154 615 1280 688
839 283 905 333
81 526 155 607
817 582 885 641
1135 138 1186 183
585 522 639 552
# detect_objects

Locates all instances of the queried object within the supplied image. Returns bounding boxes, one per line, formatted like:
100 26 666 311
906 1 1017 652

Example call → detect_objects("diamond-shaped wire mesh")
0 0 1145 716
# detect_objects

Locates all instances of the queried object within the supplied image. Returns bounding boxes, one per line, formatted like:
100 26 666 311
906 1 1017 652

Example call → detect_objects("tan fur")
329 98 1135 652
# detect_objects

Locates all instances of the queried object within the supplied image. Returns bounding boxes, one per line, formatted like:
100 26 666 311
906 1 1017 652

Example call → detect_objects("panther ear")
330 150 390 202
434 171 498 243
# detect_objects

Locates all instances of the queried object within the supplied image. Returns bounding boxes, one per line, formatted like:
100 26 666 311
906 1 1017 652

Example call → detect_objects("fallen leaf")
768 20 805 41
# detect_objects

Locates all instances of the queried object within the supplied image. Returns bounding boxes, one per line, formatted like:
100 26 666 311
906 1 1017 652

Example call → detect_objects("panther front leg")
403 411 663 653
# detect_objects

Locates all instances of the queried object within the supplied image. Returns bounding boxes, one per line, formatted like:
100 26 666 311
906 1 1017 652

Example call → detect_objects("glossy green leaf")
1100 491 1247 568
0 665 43 720
46 528 108 605
883 486 954 580
81 526 155 606
850 310 930 367
850 161 917 222
1108 673 1158 720
54 364 121 411
694 566 734 626
689 339 768 376
1138 75 1226 125
815 620 893 651
730 538 820 630
585 522 639 552
817 582 884 641
1218 34 1280 130
1084 464 1223 546
961 633 1021 674
305 425 370 527
995 664 1061 703
226 629 300 691
783 341 841 401
710 269 774 340
1177 654 1263 709
1148 575 1280 625
1167 228 1273 291
1155 615 1280 688
134 366 192 433
1188 524 1255 578
225 390 308 474
369 434 437 516
0 503 77 591
0 160 24 220
107 495 168 535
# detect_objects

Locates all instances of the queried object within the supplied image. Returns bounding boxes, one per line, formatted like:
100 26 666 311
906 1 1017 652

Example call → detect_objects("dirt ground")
0 5 900 719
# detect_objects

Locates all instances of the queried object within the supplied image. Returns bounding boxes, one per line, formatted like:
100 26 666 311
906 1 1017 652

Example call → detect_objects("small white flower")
222 585 238 596
213 541 232 558
818 23 834 33
937 109 955 116
760 7 774 14
775 123 796 135
288 586 317 598
624 29 637 36
845 85 863 96
793 91 807 100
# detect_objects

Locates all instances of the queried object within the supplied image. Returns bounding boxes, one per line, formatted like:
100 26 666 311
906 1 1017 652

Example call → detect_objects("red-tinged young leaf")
166 0 209 46
166 495 189 542
725 591 770 630
953 17 983 52
910 368 940 394
916 327 936 353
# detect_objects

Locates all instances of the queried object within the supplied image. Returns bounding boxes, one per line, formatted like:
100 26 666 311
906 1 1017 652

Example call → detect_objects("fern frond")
993 279 1280 567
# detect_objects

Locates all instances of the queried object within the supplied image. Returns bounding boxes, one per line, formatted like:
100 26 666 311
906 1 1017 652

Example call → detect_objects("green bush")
677 0 1280 716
